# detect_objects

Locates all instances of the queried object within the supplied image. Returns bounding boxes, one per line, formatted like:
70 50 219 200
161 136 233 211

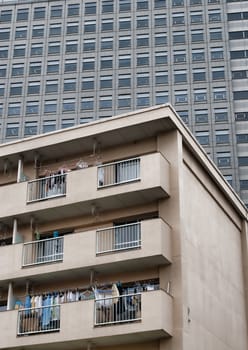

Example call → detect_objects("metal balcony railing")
22 237 64 267
17 305 60 336
97 157 140 188
96 222 141 254
94 293 141 326
27 173 67 203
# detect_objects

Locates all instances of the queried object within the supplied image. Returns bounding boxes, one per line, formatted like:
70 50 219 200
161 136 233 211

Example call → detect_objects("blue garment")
53 231 59 238
24 295 31 315
42 295 52 329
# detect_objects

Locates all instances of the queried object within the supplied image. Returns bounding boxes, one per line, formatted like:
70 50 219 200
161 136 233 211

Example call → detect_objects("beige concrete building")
0 104 247 350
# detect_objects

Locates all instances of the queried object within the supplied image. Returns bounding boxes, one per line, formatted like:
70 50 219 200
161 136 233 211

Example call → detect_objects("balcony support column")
17 156 23 183
7 282 14 311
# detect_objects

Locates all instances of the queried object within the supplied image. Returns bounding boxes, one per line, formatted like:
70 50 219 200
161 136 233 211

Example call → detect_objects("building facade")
0 0 248 200
0 105 247 350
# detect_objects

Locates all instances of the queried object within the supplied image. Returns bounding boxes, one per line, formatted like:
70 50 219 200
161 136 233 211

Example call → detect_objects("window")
212 67 225 80
29 62 42 75
178 111 188 124
216 130 229 144
240 180 248 190
193 69 206 82
195 131 209 145
237 134 248 143
101 56 113 69
137 53 149 66
156 71 168 85
100 76 112 89
155 33 167 46
119 0 131 12
10 83 22 96
173 31 186 44
232 70 247 79
82 58 95 71
65 40 78 53
175 90 188 103
137 93 150 107
43 120 56 133
82 77 94 90
119 18 131 31
0 103 3 117
32 25 44 38
0 65 7 77
154 0 166 8
119 36 131 48
6 123 19 138
191 29 204 42
208 10 221 22
137 73 150 86
118 94 131 108
235 112 248 121
224 175 232 186
174 70 187 83
229 31 248 40
137 16 149 28
194 88 207 102
173 13 185 25
195 109 208 123
119 55 131 68
102 1 114 13
85 2 97 15
191 11 203 23
81 97 94 110
63 98 75 112
12 64 24 77
172 0 184 6
155 15 166 27
13 45 26 57
0 47 8 59
64 59 77 73
217 152 231 167
0 10 12 23
67 4 80 16
174 50 186 63
0 84 4 96
137 0 148 9
17 8 29 21
64 79 76 92
84 20 96 33
238 157 248 166
234 91 248 100
50 5 63 18
27 82 40 95
137 34 149 47
46 80 58 93
213 88 226 101
0 29 10 41
8 102 21 116
24 122 38 136
84 39 96 51
211 47 224 60
26 101 39 115
214 108 228 122
118 74 131 88
33 7 46 20
61 119 74 129
209 28 222 41
101 38 113 50
44 100 57 114
47 61 60 74
102 19 113 32
15 26 27 39
100 96 112 109
49 24 61 37
156 91 168 104
80 117 93 124
155 52 168 65
31 43 43 56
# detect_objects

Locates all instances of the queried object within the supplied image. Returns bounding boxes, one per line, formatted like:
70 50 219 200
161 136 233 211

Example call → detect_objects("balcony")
22 237 64 267
0 290 172 349
0 218 171 283
0 152 170 222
